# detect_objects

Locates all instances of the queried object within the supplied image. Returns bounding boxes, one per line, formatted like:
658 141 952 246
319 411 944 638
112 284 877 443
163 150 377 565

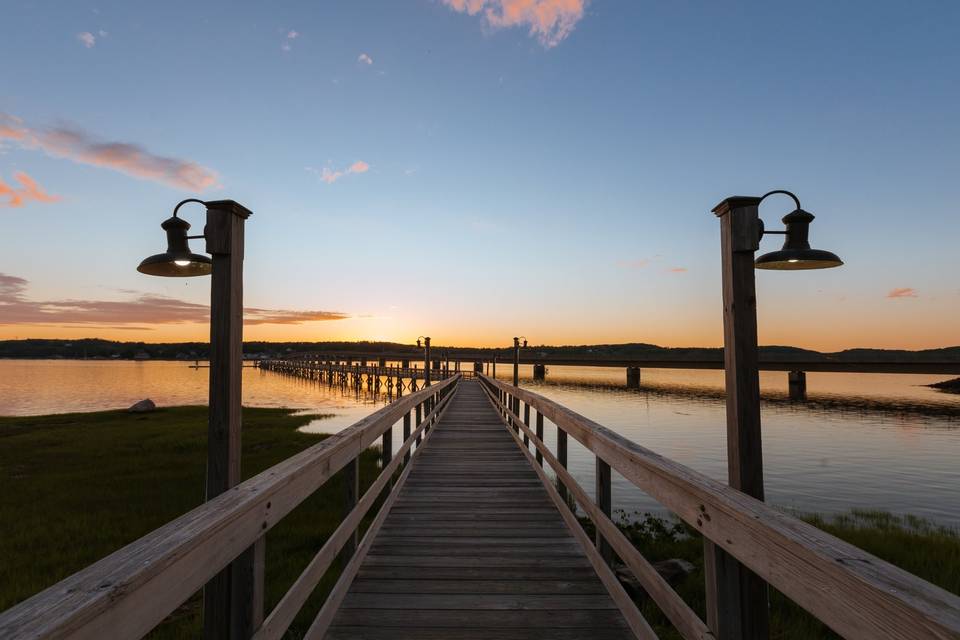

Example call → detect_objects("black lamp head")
755 208 843 270
522 339 528 348
137 214 211 277
417 338 422 348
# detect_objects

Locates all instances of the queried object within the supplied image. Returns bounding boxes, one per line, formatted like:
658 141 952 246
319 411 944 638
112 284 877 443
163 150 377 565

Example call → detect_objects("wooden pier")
324 381 636 639
1 375 959 639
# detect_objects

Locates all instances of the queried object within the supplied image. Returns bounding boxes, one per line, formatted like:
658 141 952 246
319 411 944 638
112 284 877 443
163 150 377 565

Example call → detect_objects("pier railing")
478 374 960 640
0 376 460 640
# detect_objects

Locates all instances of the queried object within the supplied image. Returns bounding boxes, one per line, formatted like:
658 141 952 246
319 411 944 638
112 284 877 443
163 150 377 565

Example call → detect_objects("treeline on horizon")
1 338 959 362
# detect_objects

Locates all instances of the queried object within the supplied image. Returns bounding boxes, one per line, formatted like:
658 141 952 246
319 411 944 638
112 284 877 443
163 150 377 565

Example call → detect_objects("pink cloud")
887 287 917 299
0 273 349 327
77 32 96 48
0 172 60 208
358 53 373 65
668 267 688 273
0 113 219 191
307 161 371 184
441 0 587 48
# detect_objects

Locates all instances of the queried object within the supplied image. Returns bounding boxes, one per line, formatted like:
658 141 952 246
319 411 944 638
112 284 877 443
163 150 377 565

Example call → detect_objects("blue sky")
1 0 958 349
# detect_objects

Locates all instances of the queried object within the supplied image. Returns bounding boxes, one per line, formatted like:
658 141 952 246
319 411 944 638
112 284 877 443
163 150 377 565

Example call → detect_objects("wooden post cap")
713 196 762 217
205 199 253 219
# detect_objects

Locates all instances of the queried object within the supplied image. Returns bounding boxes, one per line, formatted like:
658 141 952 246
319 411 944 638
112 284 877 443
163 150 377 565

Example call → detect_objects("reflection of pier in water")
519 376 960 421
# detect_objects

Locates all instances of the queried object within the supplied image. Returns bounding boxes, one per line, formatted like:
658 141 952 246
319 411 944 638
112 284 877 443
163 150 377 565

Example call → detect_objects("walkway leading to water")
326 380 633 639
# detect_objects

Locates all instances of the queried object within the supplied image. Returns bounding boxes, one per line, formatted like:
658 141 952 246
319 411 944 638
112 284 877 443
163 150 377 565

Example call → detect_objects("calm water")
1 360 958 526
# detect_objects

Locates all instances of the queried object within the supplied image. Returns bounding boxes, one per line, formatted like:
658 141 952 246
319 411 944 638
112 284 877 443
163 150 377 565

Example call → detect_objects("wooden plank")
348 580 608 595
481 375 960 640
326 628 632 640
341 594 619 610
331 609 629 628
356 566 603 581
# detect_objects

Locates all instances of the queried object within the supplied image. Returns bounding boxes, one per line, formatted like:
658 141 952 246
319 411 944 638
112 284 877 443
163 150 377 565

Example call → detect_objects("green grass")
0 406 381 638
599 509 960 639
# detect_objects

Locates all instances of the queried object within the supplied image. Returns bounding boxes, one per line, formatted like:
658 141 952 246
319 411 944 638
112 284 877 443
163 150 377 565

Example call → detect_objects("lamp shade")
755 209 843 270
137 215 212 277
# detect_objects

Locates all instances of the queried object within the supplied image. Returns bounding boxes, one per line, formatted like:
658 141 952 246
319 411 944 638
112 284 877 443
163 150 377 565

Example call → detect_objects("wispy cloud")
282 29 299 51
440 0 587 48
306 160 370 184
0 273 349 327
668 267 688 273
0 113 219 191
0 172 60 208
887 287 917 299
77 32 96 48
358 53 373 65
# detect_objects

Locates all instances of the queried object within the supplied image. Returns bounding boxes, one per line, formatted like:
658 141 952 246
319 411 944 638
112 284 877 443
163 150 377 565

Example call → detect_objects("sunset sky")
1 1 957 350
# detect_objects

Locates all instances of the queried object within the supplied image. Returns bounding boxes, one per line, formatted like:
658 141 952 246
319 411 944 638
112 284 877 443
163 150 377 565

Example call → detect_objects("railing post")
415 403 423 446
403 411 411 463
381 424 392 486
557 428 568 503
596 457 613 565
535 411 544 466
341 457 359 567
523 403 530 447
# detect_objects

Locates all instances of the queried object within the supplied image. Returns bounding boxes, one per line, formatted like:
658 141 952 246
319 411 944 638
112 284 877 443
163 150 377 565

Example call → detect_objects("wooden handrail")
0 376 459 640
479 374 960 640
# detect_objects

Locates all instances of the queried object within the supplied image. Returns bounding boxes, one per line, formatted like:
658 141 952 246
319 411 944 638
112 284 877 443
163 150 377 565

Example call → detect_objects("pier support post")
706 196 769 640
788 370 807 401
474 361 483 373
626 366 641 389
533 363 546 381
201 201 264 640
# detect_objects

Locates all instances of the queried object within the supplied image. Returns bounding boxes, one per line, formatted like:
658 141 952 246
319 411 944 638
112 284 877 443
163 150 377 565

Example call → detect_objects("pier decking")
326 381 632 639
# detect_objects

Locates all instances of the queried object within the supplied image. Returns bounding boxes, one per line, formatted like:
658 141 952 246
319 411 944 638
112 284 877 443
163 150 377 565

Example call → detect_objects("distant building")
133 351 151 361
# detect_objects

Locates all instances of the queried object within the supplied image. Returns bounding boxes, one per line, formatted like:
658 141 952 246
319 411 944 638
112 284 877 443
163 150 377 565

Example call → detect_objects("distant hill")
1 339 958 363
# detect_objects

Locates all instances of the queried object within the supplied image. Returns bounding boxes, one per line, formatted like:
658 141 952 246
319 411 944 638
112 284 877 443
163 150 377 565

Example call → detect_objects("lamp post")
417 336 431 387
138 198 262 640
707 190 842 640
512 336 527 387
511 337 527 419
